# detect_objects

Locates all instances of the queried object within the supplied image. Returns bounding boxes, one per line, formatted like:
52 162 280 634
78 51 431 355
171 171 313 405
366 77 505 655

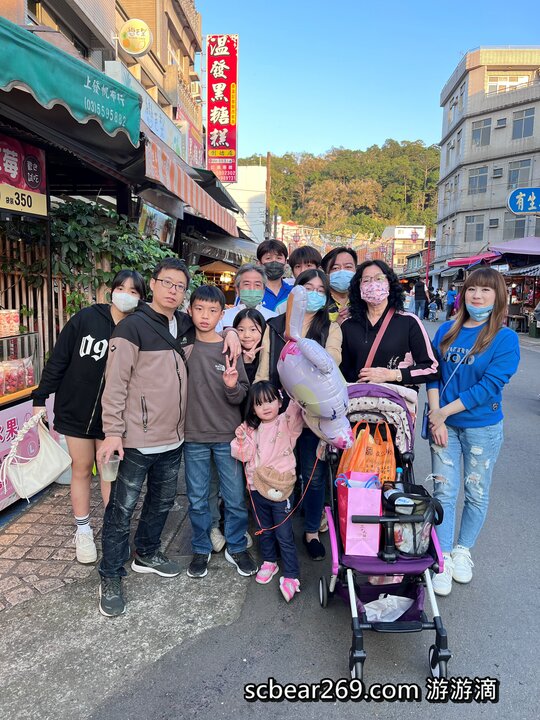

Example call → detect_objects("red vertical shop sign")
206 34 238 183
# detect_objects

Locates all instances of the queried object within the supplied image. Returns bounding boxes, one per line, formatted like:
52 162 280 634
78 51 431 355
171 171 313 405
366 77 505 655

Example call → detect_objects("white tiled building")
434 48 540 287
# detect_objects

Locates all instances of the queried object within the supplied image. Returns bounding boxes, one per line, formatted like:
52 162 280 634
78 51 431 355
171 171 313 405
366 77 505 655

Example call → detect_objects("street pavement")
0 322 538 719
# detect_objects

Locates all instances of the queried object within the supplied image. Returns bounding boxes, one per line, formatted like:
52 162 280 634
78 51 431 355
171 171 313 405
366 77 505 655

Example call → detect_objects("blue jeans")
99 446 182 578
184 442 248 554
415 299 426 318
252 490 299 578
430 422 504 553
297 428 328 534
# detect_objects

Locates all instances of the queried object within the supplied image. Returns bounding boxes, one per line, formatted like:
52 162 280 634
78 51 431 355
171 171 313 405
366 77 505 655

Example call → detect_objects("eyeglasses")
304 286 327 295
155 278 187 293
361 274 387 285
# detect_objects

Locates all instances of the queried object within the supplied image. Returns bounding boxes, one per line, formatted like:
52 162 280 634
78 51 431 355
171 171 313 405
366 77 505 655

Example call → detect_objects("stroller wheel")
319 576 328 608
350 662 364 681
429 645 448 679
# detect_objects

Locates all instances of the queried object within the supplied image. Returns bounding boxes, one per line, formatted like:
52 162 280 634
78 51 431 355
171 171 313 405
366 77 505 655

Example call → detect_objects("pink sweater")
230 402 304 487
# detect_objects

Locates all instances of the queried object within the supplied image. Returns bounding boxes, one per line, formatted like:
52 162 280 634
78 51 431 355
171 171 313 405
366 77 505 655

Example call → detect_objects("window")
512 108 534 140
446 142 453 167
465 215 484 243
458 82 465 112
503 211 526 240
468 167 488 195
456 129 462 156
472 118 491 147
454 173 460 195
487 75 529 94
444 182 451 203
508 159 531 189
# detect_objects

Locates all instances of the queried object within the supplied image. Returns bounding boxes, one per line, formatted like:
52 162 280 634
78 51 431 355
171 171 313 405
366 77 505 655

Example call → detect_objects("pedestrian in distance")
32 270 146 565
97 259 242 617
183 285 257 581
414 277 430 319
427 268 520 596
428 299 438 322
231 381 304 602
445 284 458 320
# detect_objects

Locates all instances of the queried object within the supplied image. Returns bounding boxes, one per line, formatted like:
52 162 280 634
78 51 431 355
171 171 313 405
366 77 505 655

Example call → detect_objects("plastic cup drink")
100 455 120 482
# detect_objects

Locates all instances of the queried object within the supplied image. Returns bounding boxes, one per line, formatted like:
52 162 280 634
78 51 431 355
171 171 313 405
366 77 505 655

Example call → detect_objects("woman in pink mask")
340 260 439 389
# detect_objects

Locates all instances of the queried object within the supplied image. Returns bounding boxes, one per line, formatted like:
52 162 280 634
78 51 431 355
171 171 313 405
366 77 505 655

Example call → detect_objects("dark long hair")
232 308 267 339
245 381 281 429
349 260 404 321
294 268 331 345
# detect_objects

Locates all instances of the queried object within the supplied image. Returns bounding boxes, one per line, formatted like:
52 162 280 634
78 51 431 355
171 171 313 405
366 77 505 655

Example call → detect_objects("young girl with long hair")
426 268 520 596
231 382 304 601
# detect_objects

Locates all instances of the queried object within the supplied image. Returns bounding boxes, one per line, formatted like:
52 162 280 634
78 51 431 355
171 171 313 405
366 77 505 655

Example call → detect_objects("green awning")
0 16 141 147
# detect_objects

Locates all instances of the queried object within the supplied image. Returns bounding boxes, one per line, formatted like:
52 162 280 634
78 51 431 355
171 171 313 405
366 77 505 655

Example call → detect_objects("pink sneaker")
279 577 300 602
256 562 279 585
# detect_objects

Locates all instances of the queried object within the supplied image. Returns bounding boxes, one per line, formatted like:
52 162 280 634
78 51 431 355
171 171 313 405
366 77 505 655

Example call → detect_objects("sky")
199 0 540 157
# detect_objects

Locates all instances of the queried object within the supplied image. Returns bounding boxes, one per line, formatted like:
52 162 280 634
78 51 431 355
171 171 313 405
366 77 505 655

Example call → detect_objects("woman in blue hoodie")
427 268 520 596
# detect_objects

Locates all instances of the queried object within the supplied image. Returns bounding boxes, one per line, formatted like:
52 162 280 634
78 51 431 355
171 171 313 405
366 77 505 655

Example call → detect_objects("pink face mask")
360 281 389 305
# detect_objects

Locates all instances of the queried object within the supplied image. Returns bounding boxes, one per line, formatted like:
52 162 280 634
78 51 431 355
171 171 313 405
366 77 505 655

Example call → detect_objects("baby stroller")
320 382 451 680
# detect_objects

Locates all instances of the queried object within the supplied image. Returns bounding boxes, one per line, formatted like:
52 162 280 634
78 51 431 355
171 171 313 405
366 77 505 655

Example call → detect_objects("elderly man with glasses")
97 257 240 617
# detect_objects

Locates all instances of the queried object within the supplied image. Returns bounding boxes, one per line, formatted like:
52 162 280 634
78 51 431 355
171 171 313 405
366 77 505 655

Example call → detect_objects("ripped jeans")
430 421 503 553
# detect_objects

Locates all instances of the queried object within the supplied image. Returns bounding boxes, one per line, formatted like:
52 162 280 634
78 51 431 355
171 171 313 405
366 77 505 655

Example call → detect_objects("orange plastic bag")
338 421 396 484
337 421 372 475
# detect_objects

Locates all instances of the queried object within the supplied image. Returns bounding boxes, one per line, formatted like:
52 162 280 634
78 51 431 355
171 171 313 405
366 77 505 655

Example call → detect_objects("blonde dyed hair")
439 268 508 357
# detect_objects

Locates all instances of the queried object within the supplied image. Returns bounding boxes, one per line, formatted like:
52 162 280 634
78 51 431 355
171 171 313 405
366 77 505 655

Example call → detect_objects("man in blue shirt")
445 284 458 320
256 239 292 313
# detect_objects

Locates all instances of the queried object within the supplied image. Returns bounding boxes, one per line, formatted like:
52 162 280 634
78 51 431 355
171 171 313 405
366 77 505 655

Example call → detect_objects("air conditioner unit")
489 218 499 228
495 118 507 128
492 168 503 178
190 81 201 98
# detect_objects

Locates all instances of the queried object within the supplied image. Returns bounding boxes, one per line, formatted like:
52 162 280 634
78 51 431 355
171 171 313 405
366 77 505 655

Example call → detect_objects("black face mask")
263 261 285 281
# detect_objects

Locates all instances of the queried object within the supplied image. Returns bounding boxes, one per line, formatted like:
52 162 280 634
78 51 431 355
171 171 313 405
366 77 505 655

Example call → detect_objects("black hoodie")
32 304 115 437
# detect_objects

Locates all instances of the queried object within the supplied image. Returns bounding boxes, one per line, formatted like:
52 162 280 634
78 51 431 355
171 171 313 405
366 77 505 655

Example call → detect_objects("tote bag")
0 412 72 501
337 473 382 556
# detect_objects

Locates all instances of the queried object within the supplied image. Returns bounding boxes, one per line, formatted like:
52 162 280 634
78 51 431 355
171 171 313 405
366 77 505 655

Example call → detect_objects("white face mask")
112 291 139 313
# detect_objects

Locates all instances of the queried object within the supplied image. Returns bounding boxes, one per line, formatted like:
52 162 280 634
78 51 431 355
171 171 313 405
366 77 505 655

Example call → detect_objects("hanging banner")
0 134 47 217
206 34 238 183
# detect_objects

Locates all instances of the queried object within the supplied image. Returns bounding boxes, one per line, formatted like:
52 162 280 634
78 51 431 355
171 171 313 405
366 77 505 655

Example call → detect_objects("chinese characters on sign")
206 34 238 183
507 186 540 215
0 134 47 216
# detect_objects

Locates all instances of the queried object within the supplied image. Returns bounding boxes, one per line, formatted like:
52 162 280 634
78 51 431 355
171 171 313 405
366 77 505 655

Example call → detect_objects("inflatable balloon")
277 286 353 450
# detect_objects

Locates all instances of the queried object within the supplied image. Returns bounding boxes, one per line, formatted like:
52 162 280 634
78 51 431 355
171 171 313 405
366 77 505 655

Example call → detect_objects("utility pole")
425 227 432 287
264 152 271 240
273 206 278 240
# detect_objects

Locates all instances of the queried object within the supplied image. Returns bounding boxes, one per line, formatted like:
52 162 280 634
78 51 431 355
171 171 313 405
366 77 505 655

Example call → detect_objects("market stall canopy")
489 237 540 256
0 16 141 158
448 252 500 267
193 168 243 214
440 267 460 278
504 263 540 277
143 126 238 237
0 17 140 145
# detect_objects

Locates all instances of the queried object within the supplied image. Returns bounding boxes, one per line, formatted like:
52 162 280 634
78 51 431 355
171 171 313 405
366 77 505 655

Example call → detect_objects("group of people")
31 238 519 616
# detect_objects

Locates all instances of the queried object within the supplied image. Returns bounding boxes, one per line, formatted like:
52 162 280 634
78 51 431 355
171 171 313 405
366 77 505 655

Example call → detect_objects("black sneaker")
303 534 326 561
224 549 258 577
99 577 125 617
131 550 181 577
187 553 211 578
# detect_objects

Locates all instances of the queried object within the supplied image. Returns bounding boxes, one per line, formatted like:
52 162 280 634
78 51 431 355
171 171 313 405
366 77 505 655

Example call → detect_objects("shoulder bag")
0 411 72 501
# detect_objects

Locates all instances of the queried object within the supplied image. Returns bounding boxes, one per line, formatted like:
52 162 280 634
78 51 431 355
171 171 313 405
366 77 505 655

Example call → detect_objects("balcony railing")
164 66 202 127
175 0 202 48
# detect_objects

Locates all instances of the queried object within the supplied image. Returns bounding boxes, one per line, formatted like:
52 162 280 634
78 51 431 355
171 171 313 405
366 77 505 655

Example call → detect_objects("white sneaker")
74 530 97 564
210 527 226 553
432 553 453 596
451 545 474 584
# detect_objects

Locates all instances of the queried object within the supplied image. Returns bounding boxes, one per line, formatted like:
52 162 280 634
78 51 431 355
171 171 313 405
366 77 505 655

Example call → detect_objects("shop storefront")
0 16 141 511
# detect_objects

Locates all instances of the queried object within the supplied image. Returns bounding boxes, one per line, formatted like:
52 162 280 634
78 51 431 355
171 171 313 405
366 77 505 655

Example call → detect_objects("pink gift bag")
337 473 382 556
